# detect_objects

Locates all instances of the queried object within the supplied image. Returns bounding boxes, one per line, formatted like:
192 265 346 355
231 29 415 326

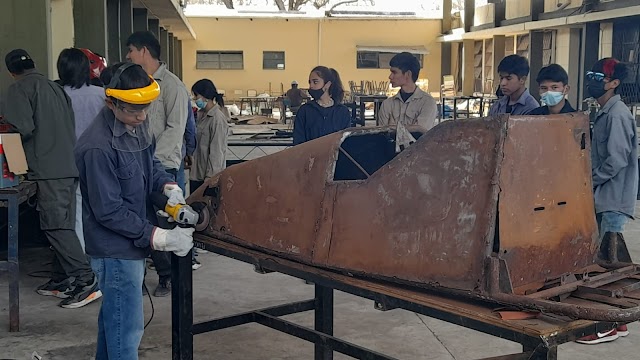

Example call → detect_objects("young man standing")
3 49 100 308
488 55 539 115
378 52 438 131
76 63 194 358
126 31 190 296
576 58 637 345
528 64 575 115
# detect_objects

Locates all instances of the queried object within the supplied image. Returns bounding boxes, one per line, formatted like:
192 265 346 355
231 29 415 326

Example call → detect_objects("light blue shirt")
488 88 539 116
64 84 105 139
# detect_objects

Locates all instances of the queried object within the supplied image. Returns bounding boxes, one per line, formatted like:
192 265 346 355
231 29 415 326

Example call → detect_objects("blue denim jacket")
75 107 174 259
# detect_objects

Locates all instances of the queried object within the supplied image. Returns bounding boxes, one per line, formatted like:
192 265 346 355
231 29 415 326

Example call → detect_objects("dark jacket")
4 71 78 180
75 107 174 260
527 100 576 115
591 95 638 217
293 101 351 145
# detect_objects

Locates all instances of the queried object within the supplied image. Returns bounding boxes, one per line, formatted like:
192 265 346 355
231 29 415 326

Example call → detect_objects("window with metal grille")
516 34 529 59
542 31 555 66
613 21 640 104
263 51 285 70
356 51 424 69
196 51 243 70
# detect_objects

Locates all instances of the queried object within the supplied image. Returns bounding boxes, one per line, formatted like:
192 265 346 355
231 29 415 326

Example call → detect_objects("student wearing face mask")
293 66 351 145
575 58 637 345
190 79 229 192
528 64 575 115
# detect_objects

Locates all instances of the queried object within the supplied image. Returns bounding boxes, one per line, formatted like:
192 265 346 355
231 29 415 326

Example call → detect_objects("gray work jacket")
148 63 190 170
592 95 638 217
4 71 78 180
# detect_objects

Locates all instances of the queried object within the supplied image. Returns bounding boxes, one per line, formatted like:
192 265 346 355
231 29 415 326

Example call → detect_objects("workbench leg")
523 344 557 360
314 284 333 360
172 250 193 360
8 194 19 332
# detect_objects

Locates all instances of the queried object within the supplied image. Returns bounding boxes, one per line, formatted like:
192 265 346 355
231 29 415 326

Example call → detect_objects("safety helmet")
104 63 160 105
80 48 107 80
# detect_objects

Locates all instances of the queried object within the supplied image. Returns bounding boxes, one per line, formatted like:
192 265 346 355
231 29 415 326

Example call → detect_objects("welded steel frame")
171 238 618 360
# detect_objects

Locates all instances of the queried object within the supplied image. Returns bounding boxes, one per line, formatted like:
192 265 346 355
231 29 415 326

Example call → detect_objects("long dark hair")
191 79 225 107
311 66 345 103
57 48 91 89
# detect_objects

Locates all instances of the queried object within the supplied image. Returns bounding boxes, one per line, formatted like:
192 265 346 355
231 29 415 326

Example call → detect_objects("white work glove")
151 226 194 257
163 183 186 207
156 210 175 223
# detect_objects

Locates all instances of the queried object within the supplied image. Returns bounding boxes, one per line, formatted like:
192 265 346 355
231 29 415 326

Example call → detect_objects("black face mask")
587 79 608 99
308 88 326 101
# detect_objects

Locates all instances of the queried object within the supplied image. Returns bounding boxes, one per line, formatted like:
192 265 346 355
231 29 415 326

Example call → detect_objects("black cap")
5 49 35 74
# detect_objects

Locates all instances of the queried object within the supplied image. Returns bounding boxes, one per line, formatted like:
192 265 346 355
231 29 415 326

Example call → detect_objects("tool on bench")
149 192 210 232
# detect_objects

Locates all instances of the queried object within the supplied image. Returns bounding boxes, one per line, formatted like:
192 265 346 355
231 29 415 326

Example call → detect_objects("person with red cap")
576 57 637 345
57 48 106 253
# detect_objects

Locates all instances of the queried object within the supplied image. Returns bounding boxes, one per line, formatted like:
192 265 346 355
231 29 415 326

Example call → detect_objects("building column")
73 0 108 56
168 33 175 73
492 35 505 89
1 0 51 98
581 22 600 107
159 27 169 67
462 39 475 96
133 8 148 32
176 40 183 80
528 31 544 102
464 0 475 32
599 22 614 59
148 18 160 38
119 0 133 58
106 0 120 64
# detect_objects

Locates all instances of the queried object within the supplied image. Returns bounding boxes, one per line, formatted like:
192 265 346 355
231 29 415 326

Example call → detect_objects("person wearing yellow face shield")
75 62 194 359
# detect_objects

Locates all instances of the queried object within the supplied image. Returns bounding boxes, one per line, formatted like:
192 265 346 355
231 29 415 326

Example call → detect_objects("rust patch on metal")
187 113 640 322
498 113 598 293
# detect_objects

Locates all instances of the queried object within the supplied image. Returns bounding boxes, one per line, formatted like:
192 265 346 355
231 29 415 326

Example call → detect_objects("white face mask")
540 91 565 106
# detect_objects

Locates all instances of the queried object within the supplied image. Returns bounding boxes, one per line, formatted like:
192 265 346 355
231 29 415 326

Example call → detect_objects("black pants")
37 178 94 284
190 180 204 194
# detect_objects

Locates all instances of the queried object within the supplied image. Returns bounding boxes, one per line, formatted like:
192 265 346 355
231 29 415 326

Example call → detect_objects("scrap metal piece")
187 113 640 322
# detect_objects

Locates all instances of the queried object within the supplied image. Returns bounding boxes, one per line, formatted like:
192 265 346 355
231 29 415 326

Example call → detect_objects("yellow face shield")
105 76 160 105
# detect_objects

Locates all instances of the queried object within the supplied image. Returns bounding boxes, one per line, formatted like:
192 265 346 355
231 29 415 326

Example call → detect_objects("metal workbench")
0 181 37 332
171 236 617 360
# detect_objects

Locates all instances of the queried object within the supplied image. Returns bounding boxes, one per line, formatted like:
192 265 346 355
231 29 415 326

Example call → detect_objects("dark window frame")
356 51 424 69
263 51 286 70
196 50 244 70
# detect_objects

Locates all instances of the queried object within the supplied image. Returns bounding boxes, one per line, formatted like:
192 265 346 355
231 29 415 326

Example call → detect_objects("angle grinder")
149 192 210 232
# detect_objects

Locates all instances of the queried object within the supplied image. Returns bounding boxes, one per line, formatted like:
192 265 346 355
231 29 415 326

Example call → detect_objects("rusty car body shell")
189 113 640 321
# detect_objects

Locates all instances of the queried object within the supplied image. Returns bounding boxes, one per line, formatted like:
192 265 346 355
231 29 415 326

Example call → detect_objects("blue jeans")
91 257 145 360
596 211 629 239
176 160 186 193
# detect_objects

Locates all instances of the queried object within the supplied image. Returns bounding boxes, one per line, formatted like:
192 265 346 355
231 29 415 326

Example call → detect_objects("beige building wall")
182 17 442 99
50 0 75 79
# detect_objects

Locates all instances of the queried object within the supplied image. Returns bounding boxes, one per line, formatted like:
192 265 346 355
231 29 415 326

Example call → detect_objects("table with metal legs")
0 181 37 332
171 236 619 360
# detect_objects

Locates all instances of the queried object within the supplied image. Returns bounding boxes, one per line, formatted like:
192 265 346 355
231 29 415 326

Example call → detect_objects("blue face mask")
540 91 565 107
195 98 207 110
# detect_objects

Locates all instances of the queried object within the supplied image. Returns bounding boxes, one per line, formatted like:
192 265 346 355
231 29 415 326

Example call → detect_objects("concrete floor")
3 205 640 360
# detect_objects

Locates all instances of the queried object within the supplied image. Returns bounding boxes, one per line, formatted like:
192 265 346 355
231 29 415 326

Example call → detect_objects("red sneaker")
576 328 619 345
617 325 629 337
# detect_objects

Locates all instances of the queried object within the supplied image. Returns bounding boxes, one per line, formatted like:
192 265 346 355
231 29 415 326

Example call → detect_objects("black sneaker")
59 276 102 309
154 278 171 297
36 279 73 299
